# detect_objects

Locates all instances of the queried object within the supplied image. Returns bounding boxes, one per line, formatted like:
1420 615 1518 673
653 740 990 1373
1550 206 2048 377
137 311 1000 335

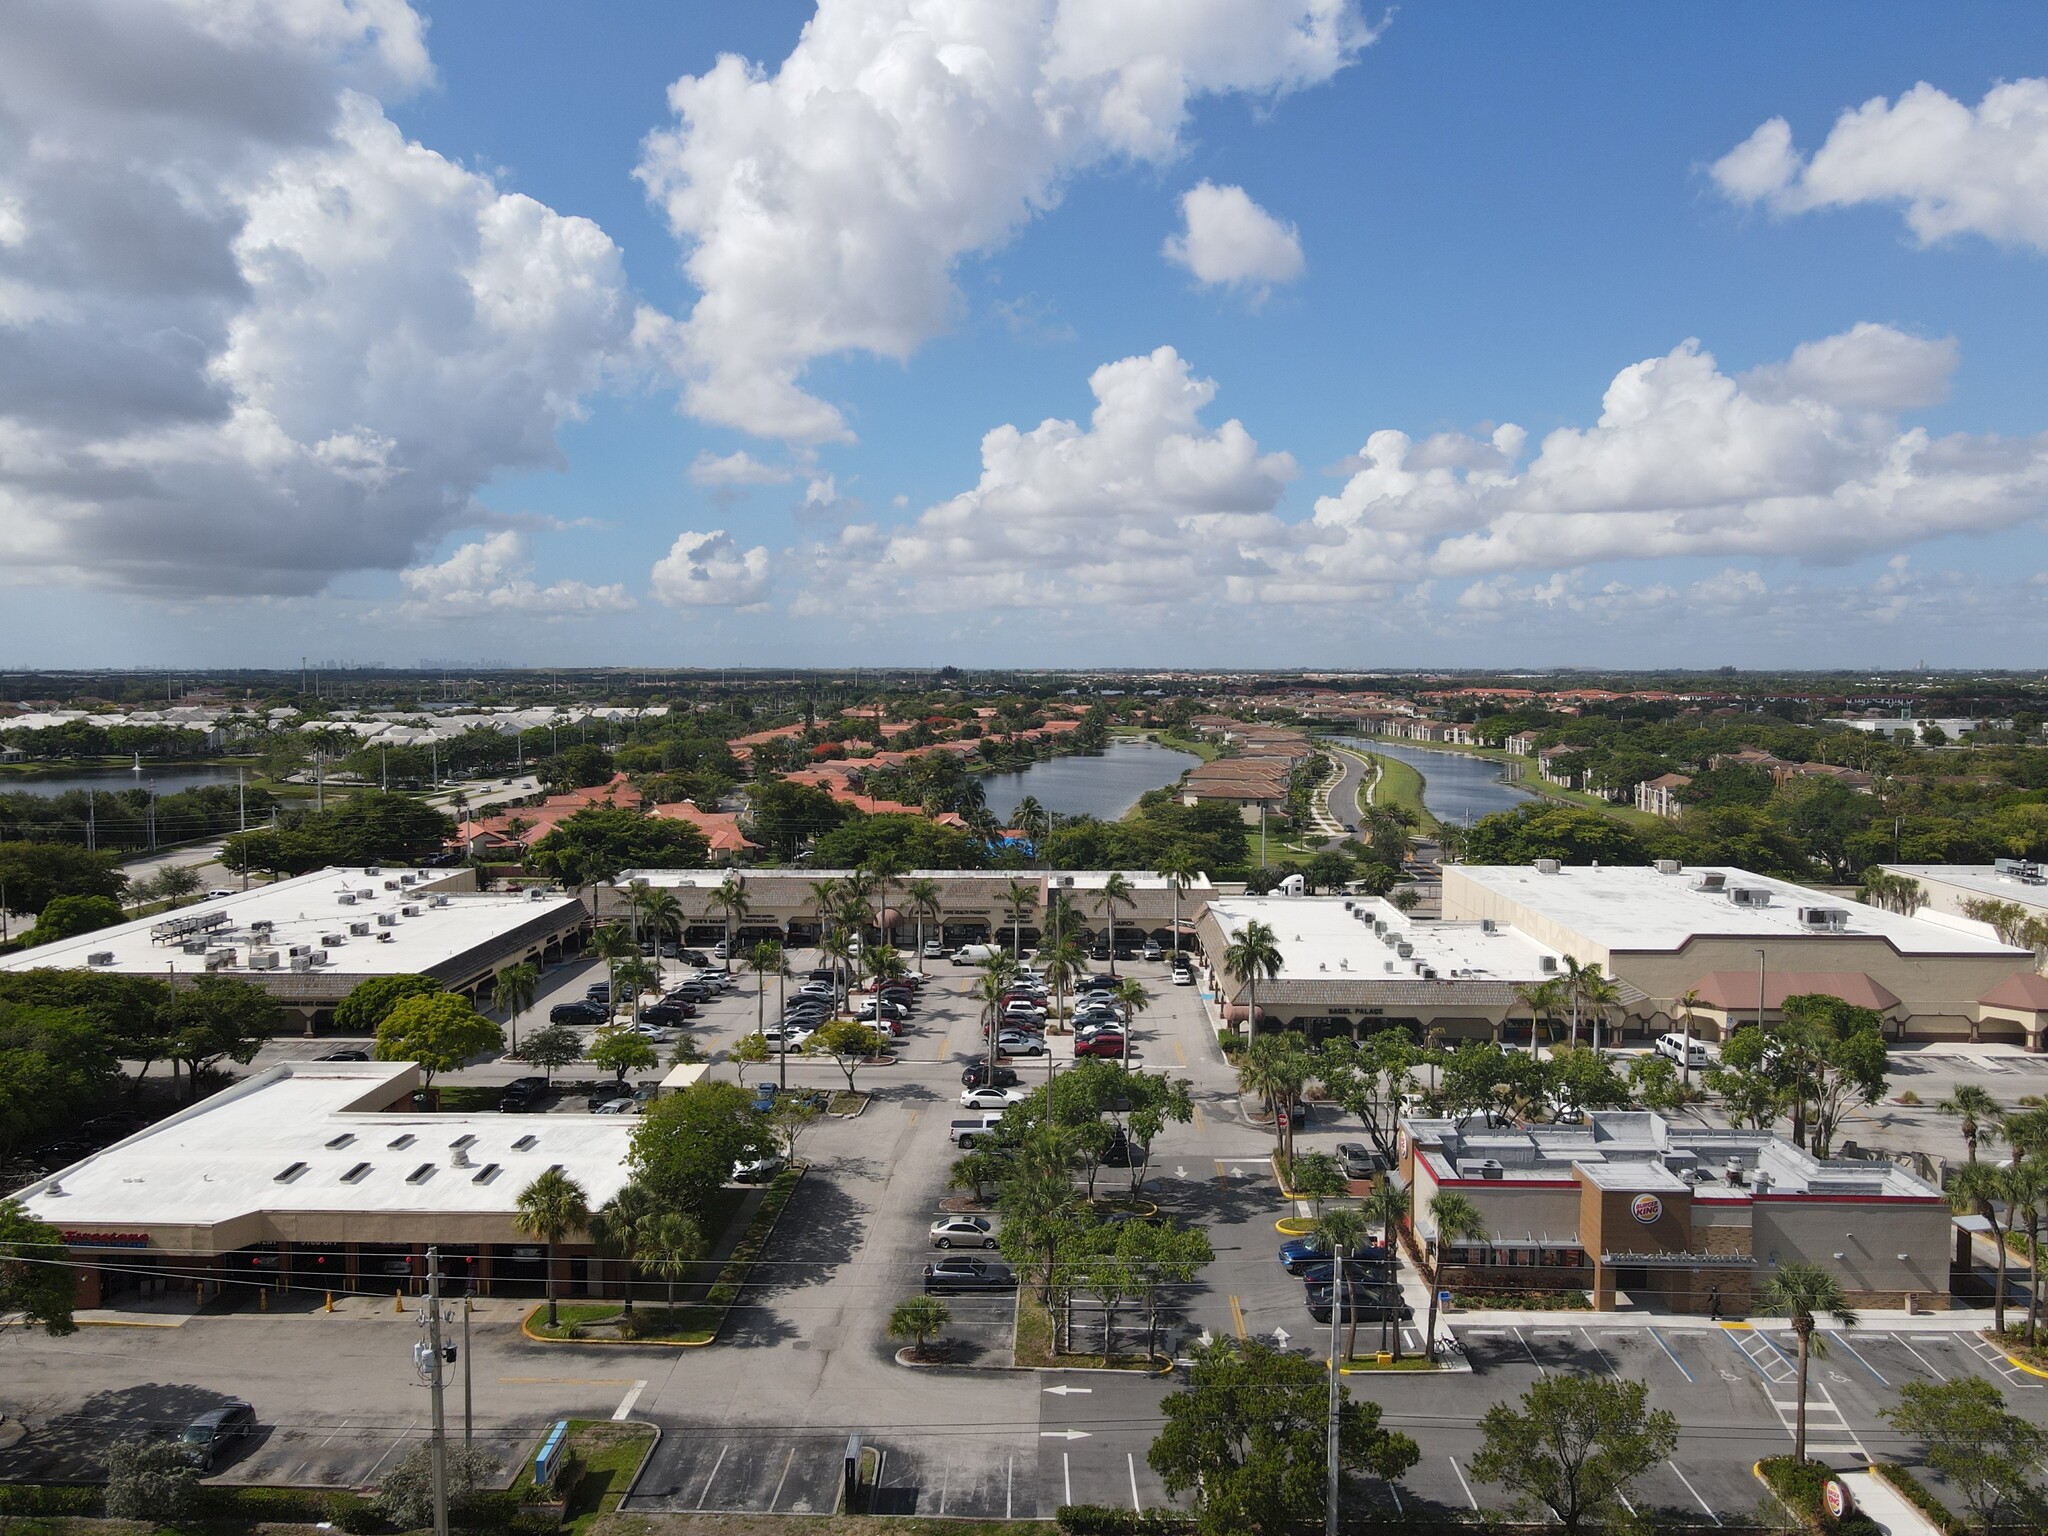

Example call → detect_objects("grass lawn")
514 1418 657 1535
828 1090 869 1115
433 1083 506 1111
1353 749 1437 832
1012 1292 1162 1372
526 1174 797 1345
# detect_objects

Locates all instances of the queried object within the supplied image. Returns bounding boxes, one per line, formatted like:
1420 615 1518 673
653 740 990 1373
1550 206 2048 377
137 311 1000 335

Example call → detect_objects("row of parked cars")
1277 1231 1412 1325
549 962 744 1040
758 966 929 1051
989 971 1136 1061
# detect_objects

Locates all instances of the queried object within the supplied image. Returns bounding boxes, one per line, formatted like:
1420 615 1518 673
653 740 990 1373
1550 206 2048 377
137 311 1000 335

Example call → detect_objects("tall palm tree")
746 939 786 1043
818 927 857 1014
514 1167 590 1329
638 886 683 961
2007 1157 2048 1347
1952 1160 2017 1335
1940 1085 2003 1164
1113 977 1150 1069
905 876 943 962
1238 1032 1314 1170
496 962 539 1054
1557 954 1603 1050
1673 986 1706 1085
1580 970 1623 1053
588 1182 658 1319
1424 1190 1489 1361
1221 920 1283 1040
592 923 636 1015
1004 878 1039 962
1514 978 1561 1057
1012 796 1049 848
1041 935 1083 1038
1317 1205 1373 1365
1361 1181 1410 1360
708 878 751 958
638 1210 706 1316
1757 1261 1860 1462
1157 845 1201 971
1095 872 1136 977
612 954 658 1025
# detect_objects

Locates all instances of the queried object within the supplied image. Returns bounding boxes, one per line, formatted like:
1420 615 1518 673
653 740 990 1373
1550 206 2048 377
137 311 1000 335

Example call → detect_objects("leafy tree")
731 1031 770 1087
1776 993 1891 1156
629 1079 772 1218
997 1127 1084 1303
589 1026 658 1084
143 864 205 908
1439 1040 1547 1127
517 1024 582 1080
0 1002 121 1156
334 974 445 1034
220 791 454 874
1626 1051 1700 1114
1289 1151 1348 1217
1459 804 1648 866
23 894 125 944
372 993 503 1087
1757 1261 1859 1462
373 1442 503 1531
0 1198 75 1336
1318 1032 1422 1169
166 976 281 1099
0 841 126 915
1544 1045 1631 1120
528 806 709 885
1235 1030 1313 1168
104 1436 198 1523
812 812 987 870
1882 1376 2048 1531
769 1096 821 1164
806 1019 886 1095
1470 1375 1679 1533
514 1167 590 1329
535 742 614 791
1149 1335 1419 1536
748 780 851 859
888 1295 951 1360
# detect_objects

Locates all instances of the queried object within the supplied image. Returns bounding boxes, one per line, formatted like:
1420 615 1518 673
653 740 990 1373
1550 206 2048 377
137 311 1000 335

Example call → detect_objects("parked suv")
550 999 608 1026
180 1403 257 1471
498 1077 549 1112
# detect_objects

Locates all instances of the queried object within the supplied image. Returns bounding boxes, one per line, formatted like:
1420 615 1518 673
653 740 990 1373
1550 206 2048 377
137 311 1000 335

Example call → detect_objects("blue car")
750 1083 778 1113
1279 1236 1391 1274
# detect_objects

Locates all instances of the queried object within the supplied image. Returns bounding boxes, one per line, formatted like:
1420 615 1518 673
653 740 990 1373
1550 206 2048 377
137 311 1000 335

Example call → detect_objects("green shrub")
1759 1455 1884 1534
1873 1464 1958 1535
1057 1505 1196 1535
0 1484 101 1516
104 1437 198 1524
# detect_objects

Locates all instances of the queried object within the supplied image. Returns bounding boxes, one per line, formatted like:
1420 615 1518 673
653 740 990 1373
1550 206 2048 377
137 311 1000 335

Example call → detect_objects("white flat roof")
618 869 1215 893
1205 895 1561 982
13 1062 633 1231
0 867 584 982
1448 864 2025 957
1884 865 2048 912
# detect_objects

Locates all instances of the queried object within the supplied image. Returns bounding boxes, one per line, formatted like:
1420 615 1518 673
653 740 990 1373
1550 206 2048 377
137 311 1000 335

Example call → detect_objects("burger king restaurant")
1402 1111 1953 1314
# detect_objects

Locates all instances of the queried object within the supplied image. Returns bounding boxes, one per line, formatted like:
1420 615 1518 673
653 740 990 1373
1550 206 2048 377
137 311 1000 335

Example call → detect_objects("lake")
1334 737 1535 826
980 738 1200 822
0 763 249 799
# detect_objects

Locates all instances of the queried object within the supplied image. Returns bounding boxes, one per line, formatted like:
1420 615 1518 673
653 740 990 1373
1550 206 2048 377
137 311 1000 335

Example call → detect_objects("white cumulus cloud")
1162 181 1305 293
651 528 772 607
793 344 1296 615
688 449 794 487
635 0 1374 442
0 0 636 597
1711 78 2048 252
397 532 634 619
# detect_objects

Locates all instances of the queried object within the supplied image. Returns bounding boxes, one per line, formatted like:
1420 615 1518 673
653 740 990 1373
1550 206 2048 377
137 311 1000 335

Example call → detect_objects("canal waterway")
0 763 248 798
979 737 1199 822
1334 737 1535 826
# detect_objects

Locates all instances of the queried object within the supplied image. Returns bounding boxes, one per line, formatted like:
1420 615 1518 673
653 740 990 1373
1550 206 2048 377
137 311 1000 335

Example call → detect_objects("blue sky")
4 1 2047 669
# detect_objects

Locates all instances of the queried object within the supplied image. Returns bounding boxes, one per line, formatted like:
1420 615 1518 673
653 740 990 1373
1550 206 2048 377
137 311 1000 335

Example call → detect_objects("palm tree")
818 927 857 1014
1514 978 1561 1057
863 855 907 948
746 939 786 1043
2007 1157 2048 1347
1157 845 1201 971
1095 872 1135 977
1424 1190 1489 1361
592 923 636 1014
1580 969 1623 1053
905 876 942 962
1113 977 1150 1069
1221 920 1283 1040
1952 1160 2017 1335
1317 1205 1373 1365
638 1210 706 1317
708 878 751 958
1940 1085 2003 1164
1557 954 1604 1050
1012 796 1049 848
1361 1182 1410 1360
496 962 539 1054
1237 1032 1314 1170
612 955 657 1025
588 1182 658 1318
1757 1262 1860 1462
514 1168 590 1329
1004 879 1038 962
637 886 683 961
1673 987 1706 1085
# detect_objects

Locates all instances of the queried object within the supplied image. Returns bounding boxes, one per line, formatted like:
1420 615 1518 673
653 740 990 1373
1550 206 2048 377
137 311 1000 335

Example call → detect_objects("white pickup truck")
948 1114 1006 1148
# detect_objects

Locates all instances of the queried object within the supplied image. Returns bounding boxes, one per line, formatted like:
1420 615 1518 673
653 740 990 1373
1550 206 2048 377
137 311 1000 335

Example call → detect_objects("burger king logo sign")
1631 1193 1664 1225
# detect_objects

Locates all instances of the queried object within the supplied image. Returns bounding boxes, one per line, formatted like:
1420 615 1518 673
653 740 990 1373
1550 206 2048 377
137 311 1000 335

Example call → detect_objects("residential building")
1635 772 1691 819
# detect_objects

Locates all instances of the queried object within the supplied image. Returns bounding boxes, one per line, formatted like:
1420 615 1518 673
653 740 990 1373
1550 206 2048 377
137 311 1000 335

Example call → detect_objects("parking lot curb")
1981 1331 2048 1379
616 1416 663 1512
72 1316 185 1329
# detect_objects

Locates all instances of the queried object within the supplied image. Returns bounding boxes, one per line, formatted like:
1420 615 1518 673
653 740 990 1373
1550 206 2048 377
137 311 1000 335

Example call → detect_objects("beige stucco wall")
1751 1199 1950 1298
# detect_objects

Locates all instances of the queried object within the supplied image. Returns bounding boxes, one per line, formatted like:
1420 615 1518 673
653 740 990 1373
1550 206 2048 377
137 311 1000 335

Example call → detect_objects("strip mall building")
1402 1111 1952 1313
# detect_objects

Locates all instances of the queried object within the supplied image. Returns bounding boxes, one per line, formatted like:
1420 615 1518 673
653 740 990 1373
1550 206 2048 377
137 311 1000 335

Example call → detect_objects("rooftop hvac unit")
365 867 381 876
182 940 209 955
1728 886 1773 909
1396 942 1414 958
288 944 311 958
205 952 232 972
376 913 397 927
1385 960 1397 973
528 888 548 901
337 893 357 906
1059 876 1075 887
1654 858 1683 875
289 956 313 972
1695 872 1727 891
1751 1171 1771 1194
1540 955 1558 973
309 949 328 965
320 933 344 947
430 894 450 908
248 950 280 970
399 874 416 886
250 919 273 932
1423 967 1438 980
349 921 371 936
1797 906 1849 931
383 880 399 891
87 950 116 966
1481 918 1497 934
1535 858 1561 874
1413 962 1428 976
400 904 420 917
1458 1159 1505 1180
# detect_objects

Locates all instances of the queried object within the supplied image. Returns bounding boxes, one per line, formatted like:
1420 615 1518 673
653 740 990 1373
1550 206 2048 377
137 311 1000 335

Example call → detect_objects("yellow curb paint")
1228 1295 1246 1339
1998 1348 2048 1379
75 1318 181 1330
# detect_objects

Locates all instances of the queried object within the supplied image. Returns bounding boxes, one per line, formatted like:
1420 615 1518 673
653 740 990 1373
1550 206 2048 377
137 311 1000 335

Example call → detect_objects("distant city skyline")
3 2 2046 668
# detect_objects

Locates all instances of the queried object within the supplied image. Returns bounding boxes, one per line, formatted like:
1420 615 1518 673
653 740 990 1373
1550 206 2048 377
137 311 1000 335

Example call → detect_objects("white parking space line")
1064 1452 1072 1508
1449 1455 1479 1511
1828 1331 1888 1385
1128 1452 1143 1513
1581 1327 1620 1377
361 1419 419 1482
1891 1334 1950 1379
1648 1327 1695 1382
769 1447 796 1512
1669 1461 1721 1526
612 1379 648 1420
287 1416 352 1481
1007 1455 1014 1520
1514 1326 1546 1374
695 1445 728 1510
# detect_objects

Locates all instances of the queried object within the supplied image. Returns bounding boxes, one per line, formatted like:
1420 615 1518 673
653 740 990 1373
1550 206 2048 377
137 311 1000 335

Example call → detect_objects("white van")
1655 1033 1713 1069
952 943 1001 966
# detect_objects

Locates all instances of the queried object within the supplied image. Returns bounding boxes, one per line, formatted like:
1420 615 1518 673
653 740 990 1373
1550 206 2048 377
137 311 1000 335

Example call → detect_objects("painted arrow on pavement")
1040 1429 1092 1440
1273 1328 1292 1348
1044 1385 1093 1396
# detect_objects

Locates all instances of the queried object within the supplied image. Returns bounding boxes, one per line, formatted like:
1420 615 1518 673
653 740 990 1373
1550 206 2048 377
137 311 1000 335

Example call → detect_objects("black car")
180 1402 257 1471
1306 1283 1411 1325
961 1062 1021 1089
1294 1257 1396 1288
498 1076 549 1112
1098 1130 1146 1168
550 1000 608 1026
922 1257 1016 1294
585 982 612 1002
679 949 712 967
317 1049 369 1061
641 1002 693 1027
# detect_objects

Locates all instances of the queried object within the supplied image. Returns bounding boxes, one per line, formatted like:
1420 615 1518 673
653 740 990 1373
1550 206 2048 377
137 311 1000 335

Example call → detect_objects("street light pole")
424 1248 450 1536
462 1295 473 1448
1325 1243 1344 1536
1755 948 1767 1035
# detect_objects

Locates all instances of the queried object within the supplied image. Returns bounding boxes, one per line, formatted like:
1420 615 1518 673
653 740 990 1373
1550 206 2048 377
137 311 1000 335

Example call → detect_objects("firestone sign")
61 1231 151 1249
1630 1194 1663 1225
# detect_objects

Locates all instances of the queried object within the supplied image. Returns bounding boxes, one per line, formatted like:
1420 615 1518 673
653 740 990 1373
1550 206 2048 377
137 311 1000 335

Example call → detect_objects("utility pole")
462 1294 474 1448
423 1248 451 1536
1326 1244 1344 1536
237 767 246 831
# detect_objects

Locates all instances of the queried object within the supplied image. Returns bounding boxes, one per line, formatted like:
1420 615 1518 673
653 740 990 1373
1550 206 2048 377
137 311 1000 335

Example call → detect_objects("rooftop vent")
340 1161 372 1183
451 1145 471 1169
383 879 399 891
338 893 357 906
430 894 451 908
289 956 313 972
1535 858 1561 875
1481 919 1497 934
365 866 381 876
470 1163 501 1184
1396 942 1414 958
320 933 344 948
1540 955 1558 974
349 921 372 937
1695 872 1728 891
1728 886 1773 909
1654 858 1682 875
326 1133 356 1150
274 1161 307 1183
288 944 311 958
388 1134 415 1150
449 1134 477 1150
405 1163 435 1184
376 913 397 927
511 1134 538 1151
86 950 115 966
400 904 421 918
1797 906 1850 932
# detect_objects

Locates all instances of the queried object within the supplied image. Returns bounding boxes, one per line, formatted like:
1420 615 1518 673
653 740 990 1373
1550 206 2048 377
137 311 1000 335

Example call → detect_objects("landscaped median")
523 1164 806 1346
511 1417 658 1534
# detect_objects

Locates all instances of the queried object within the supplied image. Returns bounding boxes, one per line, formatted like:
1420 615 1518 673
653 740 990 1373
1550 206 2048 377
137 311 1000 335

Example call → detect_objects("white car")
591 1098 636 1115
960 1086 1026 1110
929 1215 998 1250
631 1024 676 1043
1171 969 1195 986
759 1025 814 1049
922 940 945 958
732 1152 784 1182
996 1030 1046 1056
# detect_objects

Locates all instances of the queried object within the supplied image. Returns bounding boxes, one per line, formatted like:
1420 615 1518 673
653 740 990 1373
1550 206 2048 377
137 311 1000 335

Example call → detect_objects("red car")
1073 1031 1127 1058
